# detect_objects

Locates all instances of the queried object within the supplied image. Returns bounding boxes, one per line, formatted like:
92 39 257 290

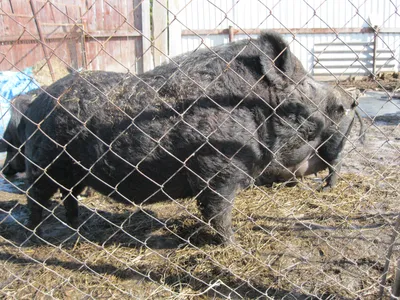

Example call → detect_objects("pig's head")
252 32 360 188
254 32 351 120
319 86 360 154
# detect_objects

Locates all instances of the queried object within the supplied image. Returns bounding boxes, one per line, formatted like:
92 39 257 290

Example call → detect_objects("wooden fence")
0 0 152 80
1 0 398 82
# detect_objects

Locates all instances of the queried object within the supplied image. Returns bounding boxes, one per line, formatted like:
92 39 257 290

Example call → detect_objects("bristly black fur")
16 31 357 244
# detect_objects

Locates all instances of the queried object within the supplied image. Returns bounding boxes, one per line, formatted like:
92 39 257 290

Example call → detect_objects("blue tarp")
0 67 39 136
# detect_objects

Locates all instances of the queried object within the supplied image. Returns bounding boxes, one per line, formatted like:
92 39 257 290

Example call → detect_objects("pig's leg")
318 113 355 191
318 134 350 191
26 173 58 232
320 156 343 191
62 184 86 229
196 181 237 245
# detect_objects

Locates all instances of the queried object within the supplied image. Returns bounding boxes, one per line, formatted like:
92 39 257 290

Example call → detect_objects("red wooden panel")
37 1 52 24
107 38 120 70
0 0 141 74
17 43 43 70
96 0 104 31
83 0 96 33
118 0 128 32
0 44 14 69
0 1 13 37
84 0 137 34
84 36 136 72
86 39 100 70
4 1 21 37
0 42 43 70
14 0 33 33
113 0 127 34
49 39 82 69
103 0 112 31
119 38 134 71
66 5 82 24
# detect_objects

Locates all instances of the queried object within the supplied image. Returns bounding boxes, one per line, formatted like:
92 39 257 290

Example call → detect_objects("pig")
19 31 354 244
0 88 43 176
313 89 365 190
255 88 362 190
0 72 126 204
254 86 365 190
0 72 127 177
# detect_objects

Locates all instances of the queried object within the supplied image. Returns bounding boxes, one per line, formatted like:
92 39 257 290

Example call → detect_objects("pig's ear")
258 31 295 83
0 139 8 152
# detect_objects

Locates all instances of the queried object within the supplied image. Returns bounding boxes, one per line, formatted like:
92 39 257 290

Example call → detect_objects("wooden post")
64 6 79 70
228 26 235 42
134 0 153 73
391 258 400 299
373 25 378 76
379 213 400 299
79 6 87 70
29 0 56 82
152 0 168 67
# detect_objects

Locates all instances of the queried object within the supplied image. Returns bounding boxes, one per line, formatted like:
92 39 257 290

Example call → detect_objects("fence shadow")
0 197 227 249
0 197 381 299
0 247 344 299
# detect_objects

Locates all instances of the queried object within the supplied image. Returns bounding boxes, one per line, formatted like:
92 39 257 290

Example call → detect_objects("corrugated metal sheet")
178 0 400 30
177 0 400 79
313 40 395 77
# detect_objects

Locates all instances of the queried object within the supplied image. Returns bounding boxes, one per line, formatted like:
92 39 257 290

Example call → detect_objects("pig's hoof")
26 219 42 233
67 217 80 230
22 226 43 245
24 236 42 246
217 231 235 246
65 233 81 248
221 236 236 246
317 184 332 192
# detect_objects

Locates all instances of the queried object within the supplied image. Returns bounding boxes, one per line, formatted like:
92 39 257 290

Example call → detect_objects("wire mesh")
0 0 400 299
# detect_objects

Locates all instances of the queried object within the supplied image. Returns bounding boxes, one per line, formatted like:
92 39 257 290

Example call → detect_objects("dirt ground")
338 72 400 93
0 76 399 299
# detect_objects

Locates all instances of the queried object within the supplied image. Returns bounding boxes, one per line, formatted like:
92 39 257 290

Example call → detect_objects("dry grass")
1 171 399 299
32 58 71 87
3 34 399 299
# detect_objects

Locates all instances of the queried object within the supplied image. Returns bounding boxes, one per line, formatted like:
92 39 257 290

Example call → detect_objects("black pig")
20 32 354 244
0 89 43 176
255 89 361 190
1 72 126 177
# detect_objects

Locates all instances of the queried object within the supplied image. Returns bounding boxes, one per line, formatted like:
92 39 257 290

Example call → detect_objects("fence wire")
0 0 400 299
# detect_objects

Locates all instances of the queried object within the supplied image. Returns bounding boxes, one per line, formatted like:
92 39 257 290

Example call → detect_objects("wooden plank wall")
0 0 84 73
0 0 151 81
84 0 139 72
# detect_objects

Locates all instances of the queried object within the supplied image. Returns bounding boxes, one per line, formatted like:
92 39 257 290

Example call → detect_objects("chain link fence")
0 0 400 299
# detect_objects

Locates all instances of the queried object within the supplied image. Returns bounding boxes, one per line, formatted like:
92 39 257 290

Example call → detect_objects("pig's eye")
336 104 345 114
